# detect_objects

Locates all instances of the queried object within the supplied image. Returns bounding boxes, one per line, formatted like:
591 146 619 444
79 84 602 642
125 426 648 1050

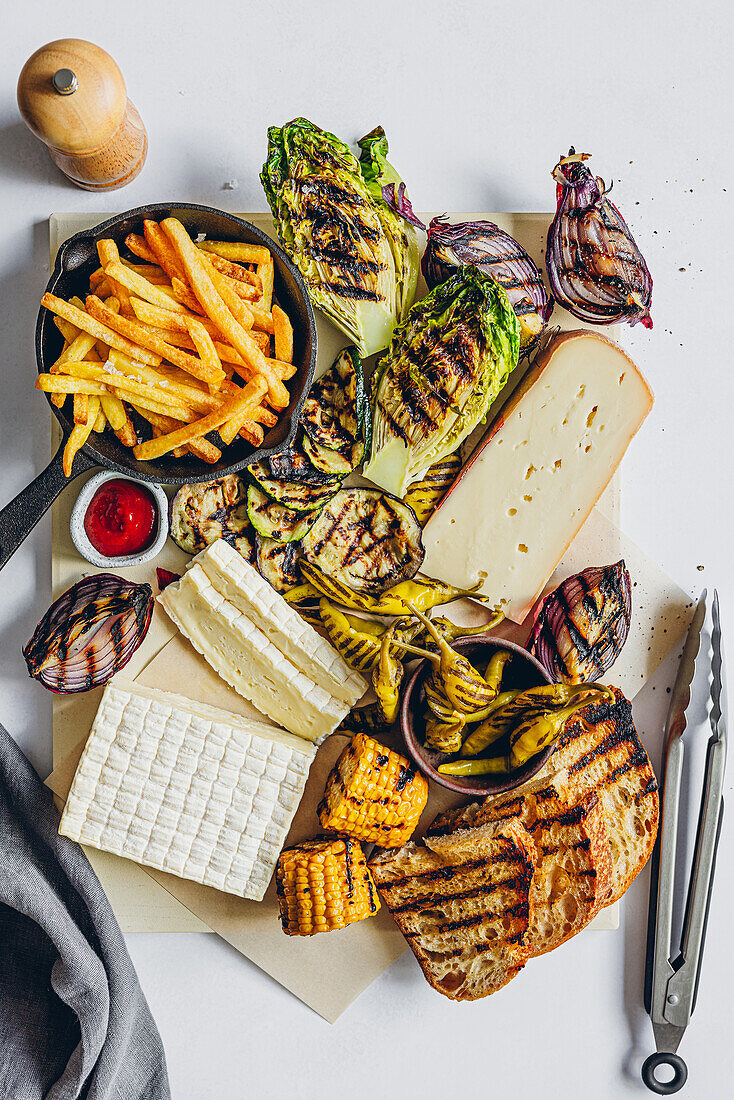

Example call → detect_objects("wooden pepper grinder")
17 38 147 191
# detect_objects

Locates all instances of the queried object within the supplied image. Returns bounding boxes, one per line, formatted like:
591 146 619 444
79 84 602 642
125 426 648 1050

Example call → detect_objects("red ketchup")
84 479 157 558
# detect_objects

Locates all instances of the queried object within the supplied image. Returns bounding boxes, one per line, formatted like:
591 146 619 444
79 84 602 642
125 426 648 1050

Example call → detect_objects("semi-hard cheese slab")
423 332 655 622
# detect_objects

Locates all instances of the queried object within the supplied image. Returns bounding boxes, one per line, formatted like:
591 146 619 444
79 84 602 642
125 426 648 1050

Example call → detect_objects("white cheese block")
192 539 366 706
159 565 348 743
422 332 654 622
58 681 315 900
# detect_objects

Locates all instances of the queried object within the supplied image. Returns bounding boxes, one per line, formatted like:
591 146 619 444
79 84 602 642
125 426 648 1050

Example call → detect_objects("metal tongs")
643 590 727 1094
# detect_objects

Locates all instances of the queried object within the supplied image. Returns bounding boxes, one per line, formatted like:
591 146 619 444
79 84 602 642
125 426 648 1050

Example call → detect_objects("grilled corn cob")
276 837 380 936
318 732 428 847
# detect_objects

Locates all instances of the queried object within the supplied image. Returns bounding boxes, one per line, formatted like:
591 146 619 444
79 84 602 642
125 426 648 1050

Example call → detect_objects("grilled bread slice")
428 785 613 956
369 816 536 1000
537 687 659 903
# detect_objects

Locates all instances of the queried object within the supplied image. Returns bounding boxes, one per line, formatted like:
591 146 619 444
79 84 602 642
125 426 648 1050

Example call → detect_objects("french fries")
38 217 296 476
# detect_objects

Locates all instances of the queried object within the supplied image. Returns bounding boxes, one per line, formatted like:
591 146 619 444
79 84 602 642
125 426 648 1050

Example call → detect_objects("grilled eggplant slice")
301 347 371 467
302 431 354 476
170 475 255 559
301 488 424 594
247 485 320 542
255 536 301 592
247 461 340 513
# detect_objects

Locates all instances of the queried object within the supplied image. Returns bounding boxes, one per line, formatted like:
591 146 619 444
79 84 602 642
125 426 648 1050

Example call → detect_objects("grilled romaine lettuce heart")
255 536 301 592
301 345 371 472
169 475 255 559
247 485 321 543
261 118 417 356
364 266 520 497
247 460 340 513
301 488 424 594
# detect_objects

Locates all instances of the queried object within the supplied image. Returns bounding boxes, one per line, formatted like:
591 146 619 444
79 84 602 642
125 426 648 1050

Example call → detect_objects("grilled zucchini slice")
301 431 355 476
301 346 371 466
301 488 424 594
255 536 301 592
169 475 255 559
247 460 340 513
247 485 320 542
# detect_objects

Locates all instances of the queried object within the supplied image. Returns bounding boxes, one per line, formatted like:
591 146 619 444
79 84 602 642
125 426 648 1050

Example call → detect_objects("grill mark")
321 281 382 302
387 876 524 914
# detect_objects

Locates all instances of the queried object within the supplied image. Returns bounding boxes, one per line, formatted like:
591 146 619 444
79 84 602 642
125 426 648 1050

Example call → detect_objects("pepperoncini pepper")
509 687 614 767
424 714 465 754
438 754 510 777
459 690 524 756
372 620 407 725
402 605 497 713
484 649 512 694
459 682 606 757
319 600 422 672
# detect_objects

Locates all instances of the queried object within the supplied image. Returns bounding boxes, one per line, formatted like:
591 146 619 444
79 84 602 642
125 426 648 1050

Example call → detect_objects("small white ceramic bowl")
70 471 169 569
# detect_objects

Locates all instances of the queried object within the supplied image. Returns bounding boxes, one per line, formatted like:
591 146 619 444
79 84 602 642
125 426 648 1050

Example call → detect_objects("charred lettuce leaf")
357 126 421 322
363 266 520 496
262 118 417 356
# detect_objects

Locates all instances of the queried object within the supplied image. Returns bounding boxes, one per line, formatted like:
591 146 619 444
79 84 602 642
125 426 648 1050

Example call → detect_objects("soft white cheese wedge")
422 331 654 622
159 565 348 743
58 681 315 900
192 539 366 706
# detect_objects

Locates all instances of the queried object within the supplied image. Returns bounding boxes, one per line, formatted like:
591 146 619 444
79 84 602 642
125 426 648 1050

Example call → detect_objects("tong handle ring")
641 1052 688 1094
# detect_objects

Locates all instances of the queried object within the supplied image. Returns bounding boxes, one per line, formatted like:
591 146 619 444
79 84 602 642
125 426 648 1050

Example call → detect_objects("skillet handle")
0 442 94 571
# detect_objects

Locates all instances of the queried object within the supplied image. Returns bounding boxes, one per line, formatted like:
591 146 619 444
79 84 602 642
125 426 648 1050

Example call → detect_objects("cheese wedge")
192 539 366 706
159 565 348 743
422 331 653 622
59 681 316 900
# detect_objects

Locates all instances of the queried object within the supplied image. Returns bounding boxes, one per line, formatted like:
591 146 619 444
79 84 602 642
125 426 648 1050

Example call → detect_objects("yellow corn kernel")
276 837 380 936
317 732 428 848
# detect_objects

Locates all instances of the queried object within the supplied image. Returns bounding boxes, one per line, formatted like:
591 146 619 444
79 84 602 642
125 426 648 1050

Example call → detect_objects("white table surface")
1 2 732 1096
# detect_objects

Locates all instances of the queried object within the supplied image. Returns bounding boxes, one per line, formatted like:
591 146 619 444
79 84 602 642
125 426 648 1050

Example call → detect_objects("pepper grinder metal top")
17 38 147 192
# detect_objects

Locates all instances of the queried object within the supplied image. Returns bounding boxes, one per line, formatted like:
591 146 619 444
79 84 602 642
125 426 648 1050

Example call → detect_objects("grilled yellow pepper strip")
372 620 406 725
484 649 512 694
337 703 388 735
283 583 322 626
402 454 463 527
404 605 496 713
438 754 510 777
424 714 465 754
509 688 614 768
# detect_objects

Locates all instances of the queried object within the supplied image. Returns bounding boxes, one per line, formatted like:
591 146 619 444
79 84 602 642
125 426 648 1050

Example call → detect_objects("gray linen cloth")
0 722 170 1100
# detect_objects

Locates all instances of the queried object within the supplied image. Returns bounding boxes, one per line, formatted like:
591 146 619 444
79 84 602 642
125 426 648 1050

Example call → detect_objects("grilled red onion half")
23 573 153 693
421 216 553 348
547 150 653 328
528 561 632 684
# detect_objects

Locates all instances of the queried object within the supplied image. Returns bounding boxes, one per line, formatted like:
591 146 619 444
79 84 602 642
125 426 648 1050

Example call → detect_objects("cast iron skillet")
0 202 317 571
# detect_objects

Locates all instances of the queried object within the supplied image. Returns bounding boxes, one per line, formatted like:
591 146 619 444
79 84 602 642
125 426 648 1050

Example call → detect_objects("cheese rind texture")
192 539 366 706
422 333 653 622
58 681 316 900
159 565 348 743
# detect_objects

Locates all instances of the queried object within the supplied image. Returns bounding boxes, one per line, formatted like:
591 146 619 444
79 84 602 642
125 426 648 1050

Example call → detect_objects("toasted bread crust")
370 817 536 1000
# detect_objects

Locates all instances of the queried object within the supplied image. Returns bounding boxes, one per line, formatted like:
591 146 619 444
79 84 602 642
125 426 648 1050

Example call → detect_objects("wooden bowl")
400 636 553 796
